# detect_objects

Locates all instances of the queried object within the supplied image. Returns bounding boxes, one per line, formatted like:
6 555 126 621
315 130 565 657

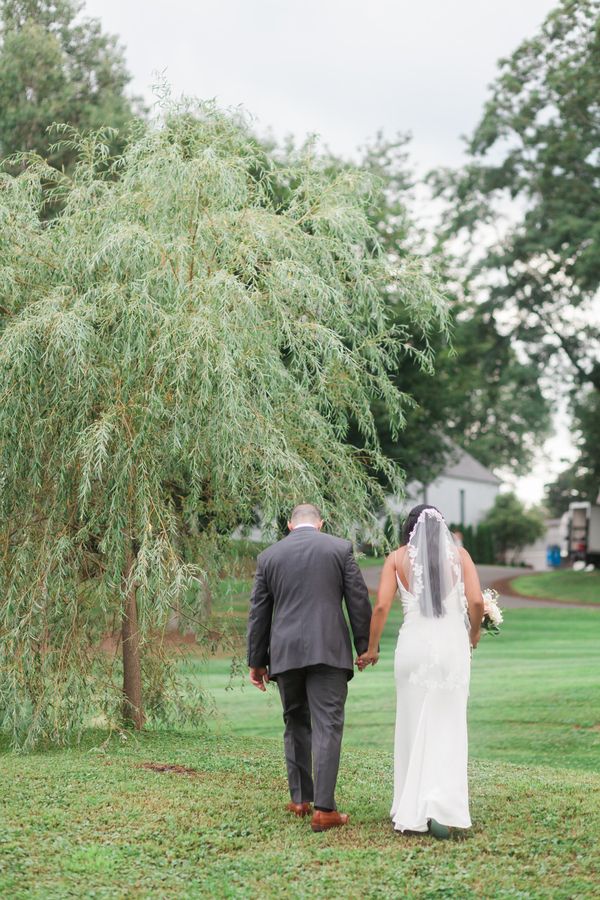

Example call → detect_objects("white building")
389 445 502 527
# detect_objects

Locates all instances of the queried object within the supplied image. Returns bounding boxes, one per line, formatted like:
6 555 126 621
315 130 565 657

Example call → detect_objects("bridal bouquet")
482 588 503 635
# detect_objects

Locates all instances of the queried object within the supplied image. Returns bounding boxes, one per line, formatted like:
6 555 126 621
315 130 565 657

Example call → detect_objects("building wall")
400 476 500 527
519 518 564 570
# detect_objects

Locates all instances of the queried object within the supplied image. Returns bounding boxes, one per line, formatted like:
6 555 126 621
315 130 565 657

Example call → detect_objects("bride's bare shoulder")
458 547 477 573
385 545 407 567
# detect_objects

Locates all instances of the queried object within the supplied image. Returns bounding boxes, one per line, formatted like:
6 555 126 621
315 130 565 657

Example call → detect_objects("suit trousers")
276 664 348 810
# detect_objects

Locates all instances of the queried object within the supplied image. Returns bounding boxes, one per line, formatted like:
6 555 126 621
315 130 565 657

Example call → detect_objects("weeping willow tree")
0 96 448 747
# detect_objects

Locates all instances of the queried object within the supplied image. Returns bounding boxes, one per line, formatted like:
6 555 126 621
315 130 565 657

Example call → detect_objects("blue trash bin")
547 545 561 568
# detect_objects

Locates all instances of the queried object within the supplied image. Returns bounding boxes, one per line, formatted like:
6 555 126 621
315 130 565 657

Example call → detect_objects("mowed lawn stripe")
510 570 600 604
196 606 600 771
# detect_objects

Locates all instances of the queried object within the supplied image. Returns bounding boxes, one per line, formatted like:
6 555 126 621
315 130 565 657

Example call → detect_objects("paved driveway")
361 562 596 609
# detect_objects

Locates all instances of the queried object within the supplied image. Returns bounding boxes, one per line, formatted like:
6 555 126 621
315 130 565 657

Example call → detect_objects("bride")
358 504 484 838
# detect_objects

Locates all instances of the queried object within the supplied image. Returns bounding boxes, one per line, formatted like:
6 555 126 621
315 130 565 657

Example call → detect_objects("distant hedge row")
374 516 497 565
448 522 496 565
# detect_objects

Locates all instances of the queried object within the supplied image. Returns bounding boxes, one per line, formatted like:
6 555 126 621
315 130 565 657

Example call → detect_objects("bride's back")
394 544 467 622
394 506 465 622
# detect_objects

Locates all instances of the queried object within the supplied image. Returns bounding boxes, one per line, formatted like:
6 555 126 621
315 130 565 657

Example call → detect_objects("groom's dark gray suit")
247 526 372 810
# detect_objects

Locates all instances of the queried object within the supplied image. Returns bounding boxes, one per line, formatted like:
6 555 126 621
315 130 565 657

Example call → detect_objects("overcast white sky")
87 0 558 171
86 0 571 503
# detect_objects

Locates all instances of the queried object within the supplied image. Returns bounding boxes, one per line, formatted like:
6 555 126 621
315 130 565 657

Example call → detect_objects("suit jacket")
246 527 372 680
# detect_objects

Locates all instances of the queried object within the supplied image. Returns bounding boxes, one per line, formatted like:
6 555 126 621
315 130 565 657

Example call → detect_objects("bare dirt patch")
137 762 202 777
99 630 211 655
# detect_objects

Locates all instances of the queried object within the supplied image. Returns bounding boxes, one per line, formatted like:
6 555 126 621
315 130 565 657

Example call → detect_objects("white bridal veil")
402 508 462 617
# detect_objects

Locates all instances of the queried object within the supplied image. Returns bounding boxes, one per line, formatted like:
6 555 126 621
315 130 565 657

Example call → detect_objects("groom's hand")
356 651 379 670
249 666 270 691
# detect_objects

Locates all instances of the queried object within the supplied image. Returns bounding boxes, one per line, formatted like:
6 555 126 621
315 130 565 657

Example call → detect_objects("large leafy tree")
259 132 550 486
545 389 600 514
481 493 546 563
432 0 600 503
0 0 141 169
0 100 447 747
335 134 551 485
377 302 551 485
433 0 600 387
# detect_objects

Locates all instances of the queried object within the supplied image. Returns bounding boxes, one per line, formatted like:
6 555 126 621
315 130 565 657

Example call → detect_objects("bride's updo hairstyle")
402 504 444 618
402 504 442 544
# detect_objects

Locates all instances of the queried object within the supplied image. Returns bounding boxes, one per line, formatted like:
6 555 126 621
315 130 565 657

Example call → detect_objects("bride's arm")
357 553 397 668
460 548 485 648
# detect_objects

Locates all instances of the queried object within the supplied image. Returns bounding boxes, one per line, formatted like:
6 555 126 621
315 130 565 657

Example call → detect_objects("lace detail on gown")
407 647 469 692
395 575 470 692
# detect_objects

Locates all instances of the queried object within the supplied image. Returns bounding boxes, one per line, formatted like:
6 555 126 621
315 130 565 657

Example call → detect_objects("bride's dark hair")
402 504 442 544
402 504 444 617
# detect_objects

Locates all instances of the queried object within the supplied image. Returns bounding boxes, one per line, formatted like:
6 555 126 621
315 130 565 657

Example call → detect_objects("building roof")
441 445 502 486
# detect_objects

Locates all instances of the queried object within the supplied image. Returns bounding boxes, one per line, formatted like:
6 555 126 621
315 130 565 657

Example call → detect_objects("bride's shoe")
428 819 450 839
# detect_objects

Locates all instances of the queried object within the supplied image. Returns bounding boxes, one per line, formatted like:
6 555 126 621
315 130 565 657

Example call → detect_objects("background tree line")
432 0 600 514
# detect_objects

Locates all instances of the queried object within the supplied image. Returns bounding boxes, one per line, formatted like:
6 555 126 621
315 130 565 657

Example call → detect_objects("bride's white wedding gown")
391 571 472 832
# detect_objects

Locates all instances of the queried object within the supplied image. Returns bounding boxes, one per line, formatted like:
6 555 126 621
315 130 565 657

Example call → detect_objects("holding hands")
356 649 379 671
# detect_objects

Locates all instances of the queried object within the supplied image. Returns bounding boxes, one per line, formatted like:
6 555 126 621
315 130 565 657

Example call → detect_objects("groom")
247 503 372 832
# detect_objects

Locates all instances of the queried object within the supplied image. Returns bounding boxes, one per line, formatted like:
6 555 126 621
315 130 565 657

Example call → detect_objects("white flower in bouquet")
481 588 503 634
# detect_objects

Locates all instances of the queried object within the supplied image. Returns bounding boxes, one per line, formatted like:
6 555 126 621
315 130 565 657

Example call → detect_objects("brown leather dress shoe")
286 802 312 817
311 810 349 832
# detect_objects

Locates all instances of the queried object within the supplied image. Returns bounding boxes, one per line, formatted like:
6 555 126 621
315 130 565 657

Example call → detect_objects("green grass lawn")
2 582 600 897
2 730 600 899
195 603 600 772
510 570 600 604
357 555 385 568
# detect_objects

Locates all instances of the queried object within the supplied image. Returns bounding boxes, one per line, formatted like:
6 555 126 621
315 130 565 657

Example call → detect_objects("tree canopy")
432 0 600 509
481 493 546 563
331 134 551 485
545 389 600 514
0 0 141 170
433 0 600 390
0 98 448 747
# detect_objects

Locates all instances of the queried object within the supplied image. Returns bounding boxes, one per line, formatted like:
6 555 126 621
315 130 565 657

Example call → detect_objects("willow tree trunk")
202 575 212 619
121 545 145 729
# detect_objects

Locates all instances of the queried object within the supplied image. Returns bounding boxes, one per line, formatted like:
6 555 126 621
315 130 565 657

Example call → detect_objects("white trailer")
566 502 600 565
